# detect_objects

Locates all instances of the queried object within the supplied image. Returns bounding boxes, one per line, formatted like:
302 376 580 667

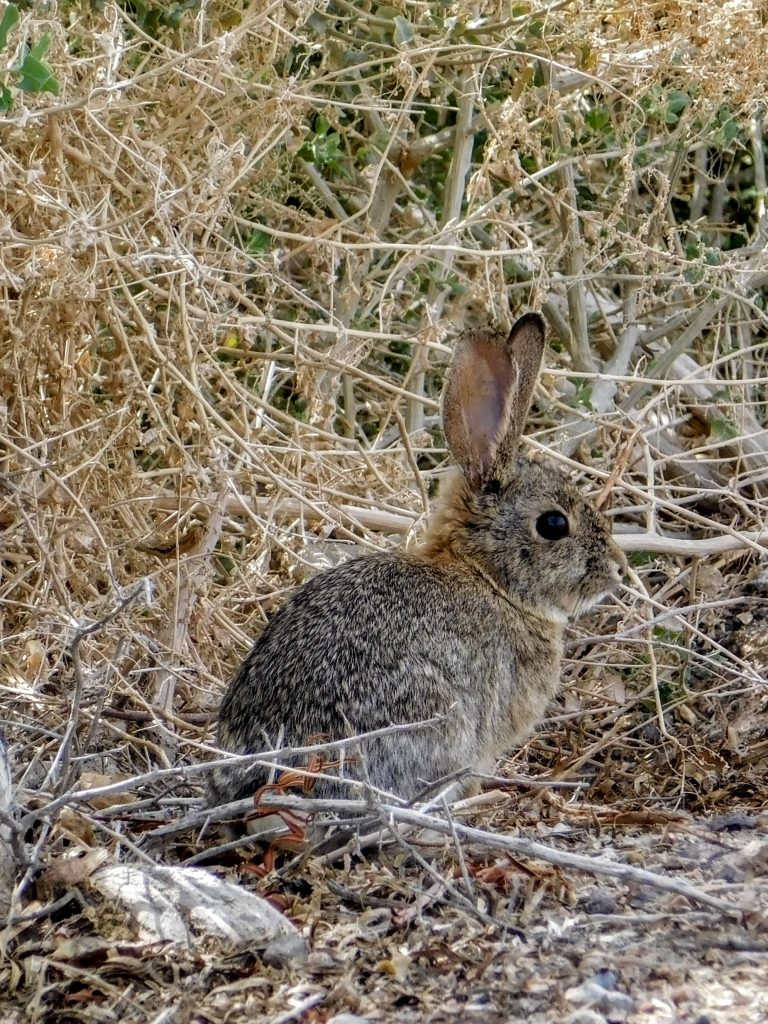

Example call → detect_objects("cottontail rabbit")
209 313 626 806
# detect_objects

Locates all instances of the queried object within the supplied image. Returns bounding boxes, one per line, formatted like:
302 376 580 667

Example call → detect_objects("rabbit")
208 312 627 808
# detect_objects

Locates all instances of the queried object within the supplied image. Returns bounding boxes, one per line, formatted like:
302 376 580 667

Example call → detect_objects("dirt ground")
3 787 768 1024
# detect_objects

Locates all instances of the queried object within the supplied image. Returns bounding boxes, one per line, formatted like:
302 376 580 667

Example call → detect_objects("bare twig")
408 63 479 434
154 474 228 754
47 582 149 797
255 792 740 915
546 69 594 374
21 716 447 832
0 738 19 921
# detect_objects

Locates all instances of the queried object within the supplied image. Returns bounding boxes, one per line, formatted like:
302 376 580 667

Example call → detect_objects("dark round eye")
536 510 569 541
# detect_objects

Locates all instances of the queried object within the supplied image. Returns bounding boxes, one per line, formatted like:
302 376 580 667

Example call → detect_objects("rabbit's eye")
536 510 569 541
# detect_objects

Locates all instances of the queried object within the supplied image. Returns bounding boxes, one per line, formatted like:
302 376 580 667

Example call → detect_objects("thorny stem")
47 582 149 798
545 65 594 374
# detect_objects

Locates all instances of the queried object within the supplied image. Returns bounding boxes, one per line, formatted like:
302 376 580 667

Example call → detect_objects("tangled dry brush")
1 0 768 1011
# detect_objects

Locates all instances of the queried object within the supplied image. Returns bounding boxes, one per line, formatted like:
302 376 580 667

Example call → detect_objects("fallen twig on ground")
253 792 741 916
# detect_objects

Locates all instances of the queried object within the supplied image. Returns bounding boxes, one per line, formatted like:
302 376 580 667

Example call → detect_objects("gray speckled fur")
211 547 559 803
209 315 627 805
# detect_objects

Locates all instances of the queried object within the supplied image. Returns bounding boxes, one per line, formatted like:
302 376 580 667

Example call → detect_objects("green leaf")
683 265 704 284
568 377 595 411
17 35 61 95
585 106 610 132
653 626 685 644
18 53 60 95
666 89 690 116
0 83 11 112
629 551 654 567
28 33 51 60
721 117 739 143
246 230 270 255
710 416 739 442
0 3 19 53
215 554 236 575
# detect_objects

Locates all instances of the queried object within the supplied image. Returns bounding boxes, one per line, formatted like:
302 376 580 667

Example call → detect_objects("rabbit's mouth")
571 574 624 619
539 579 618 623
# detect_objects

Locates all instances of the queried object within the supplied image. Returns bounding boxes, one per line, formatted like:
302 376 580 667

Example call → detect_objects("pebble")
708 811 757 832
565 1011 607 1024
261 932 309 968
565 979 635 1021
591 968 618 990
579 891 618 915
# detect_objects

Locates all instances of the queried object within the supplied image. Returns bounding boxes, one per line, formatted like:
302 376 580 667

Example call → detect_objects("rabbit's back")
210 551 561 804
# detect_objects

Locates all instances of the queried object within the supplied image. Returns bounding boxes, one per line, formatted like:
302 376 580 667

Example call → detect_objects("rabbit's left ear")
443 313 545 489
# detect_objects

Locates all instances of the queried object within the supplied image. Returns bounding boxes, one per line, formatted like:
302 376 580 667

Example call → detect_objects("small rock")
262 932 309 968
713 839 768 883
307 949 339 973
601 990 634 1017
88 864 300 947
579 891 618 915
565 1011 607 1024
708 812 757 833
715 860 745 884
624 887 656 910
591 968 618 990
565 980 634 1021
327 1016 373 1024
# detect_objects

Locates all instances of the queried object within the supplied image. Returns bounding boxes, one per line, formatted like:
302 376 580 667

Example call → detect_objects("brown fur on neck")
418 469 487 563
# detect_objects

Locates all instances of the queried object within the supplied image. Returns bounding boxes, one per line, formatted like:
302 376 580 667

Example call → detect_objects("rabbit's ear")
443 312 545 488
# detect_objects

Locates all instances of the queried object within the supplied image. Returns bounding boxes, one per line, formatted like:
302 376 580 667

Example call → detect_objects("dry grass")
1 1 768 1020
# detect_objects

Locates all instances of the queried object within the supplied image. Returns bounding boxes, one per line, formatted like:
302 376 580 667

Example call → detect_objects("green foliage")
99 0 201 34
0 3 60 110
298 115 349 177
629 552 655 568
637 85 693 129
569 378 596 412
709 415 740 442
0 2 17 50
245 230 270 256
585 105 611 133
129 0 199 33
392 14 414 47
709 105 742 148
16 33 58 93
640 679 681 712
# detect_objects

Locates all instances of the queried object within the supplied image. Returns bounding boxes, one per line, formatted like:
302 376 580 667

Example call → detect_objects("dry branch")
254 792 739 916
149 490 768 555
0 737 18 922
